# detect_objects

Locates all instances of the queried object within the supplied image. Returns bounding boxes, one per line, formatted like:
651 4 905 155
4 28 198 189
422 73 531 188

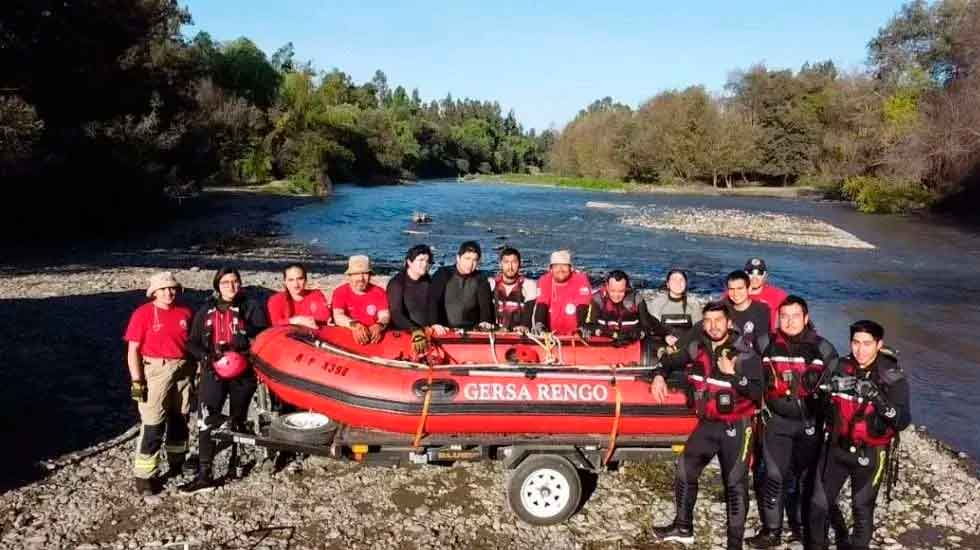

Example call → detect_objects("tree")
208 37 282 109
868 0 971 85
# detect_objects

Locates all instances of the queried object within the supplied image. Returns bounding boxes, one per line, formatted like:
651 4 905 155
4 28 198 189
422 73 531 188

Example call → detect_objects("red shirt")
750 284 788 332
124 302 193 359
537 271 592 334
331 283 389 326
267 290 331 327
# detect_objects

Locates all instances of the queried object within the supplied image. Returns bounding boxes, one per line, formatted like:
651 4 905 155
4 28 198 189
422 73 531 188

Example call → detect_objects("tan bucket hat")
146 271 181 298
345 255 372 275
549 250 572 266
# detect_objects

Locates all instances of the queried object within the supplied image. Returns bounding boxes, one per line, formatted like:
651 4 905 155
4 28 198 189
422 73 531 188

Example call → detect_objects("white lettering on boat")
462 382 607 402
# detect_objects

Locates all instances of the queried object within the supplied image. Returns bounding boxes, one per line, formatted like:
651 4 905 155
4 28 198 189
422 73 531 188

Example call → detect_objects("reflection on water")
277 179 980 459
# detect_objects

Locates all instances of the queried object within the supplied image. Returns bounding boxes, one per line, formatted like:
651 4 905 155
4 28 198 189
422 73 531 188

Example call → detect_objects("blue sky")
181 1 905 132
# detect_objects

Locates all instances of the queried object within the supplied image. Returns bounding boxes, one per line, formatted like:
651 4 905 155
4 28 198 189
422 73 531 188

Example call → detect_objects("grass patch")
841 176 936 213
483 173 633 191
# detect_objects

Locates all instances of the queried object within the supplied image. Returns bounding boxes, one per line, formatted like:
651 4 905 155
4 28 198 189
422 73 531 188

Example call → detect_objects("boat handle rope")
307 333 651 371
413 359 436 448
603 369 623 466
488 329 500 365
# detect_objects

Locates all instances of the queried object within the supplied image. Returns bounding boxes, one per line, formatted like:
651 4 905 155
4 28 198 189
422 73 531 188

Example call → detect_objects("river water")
277 179 980 460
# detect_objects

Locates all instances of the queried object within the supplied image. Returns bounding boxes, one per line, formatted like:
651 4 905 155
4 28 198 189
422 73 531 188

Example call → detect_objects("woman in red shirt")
123 271 194 495
266 263 331 329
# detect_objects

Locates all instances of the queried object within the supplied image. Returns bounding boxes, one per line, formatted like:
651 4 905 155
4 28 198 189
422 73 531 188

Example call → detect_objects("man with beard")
332 255 390 345
489 247 538 331
584 270 670 345
745 296 837 548
428 241 494 333
533 250 593 335
650 302 763 550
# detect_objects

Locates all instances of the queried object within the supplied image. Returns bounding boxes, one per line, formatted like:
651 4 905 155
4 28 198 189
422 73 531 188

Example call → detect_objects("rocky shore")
0 190 975 549
621 206 876 250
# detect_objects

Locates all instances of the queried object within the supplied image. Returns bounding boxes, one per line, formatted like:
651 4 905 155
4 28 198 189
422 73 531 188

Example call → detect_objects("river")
277 178 980 461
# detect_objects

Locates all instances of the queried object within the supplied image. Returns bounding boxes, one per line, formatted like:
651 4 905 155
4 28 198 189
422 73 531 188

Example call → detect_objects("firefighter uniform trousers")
759 413 822 533
674 417 754 550
809 443 889 550
133 357 192 478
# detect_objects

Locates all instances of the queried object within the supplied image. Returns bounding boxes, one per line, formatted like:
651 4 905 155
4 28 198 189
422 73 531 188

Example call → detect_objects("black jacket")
187 293 268 361
387 271 431 330
657 328 764 403
427 266 493 329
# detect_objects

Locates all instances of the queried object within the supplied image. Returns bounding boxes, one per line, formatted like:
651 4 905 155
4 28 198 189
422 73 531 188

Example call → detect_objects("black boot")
652 521 694 545
745 528 782 548
178 470 215 495
134 477 157 496
785 523 803 543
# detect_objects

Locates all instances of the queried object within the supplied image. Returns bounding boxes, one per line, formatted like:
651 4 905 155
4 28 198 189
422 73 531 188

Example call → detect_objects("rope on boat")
413 360 435 448
603 381 623 466
488 330 500 365
306 333 653 372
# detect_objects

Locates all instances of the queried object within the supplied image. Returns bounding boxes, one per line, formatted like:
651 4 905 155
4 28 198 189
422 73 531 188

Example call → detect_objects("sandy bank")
621 206 876 249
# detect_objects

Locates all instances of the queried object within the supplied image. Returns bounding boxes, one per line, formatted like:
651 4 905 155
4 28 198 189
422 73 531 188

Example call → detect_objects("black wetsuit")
756 328 837 538
387 271 430 330
186 293 267 479
808 352 910 550
427 266 493 329
657 330 763 550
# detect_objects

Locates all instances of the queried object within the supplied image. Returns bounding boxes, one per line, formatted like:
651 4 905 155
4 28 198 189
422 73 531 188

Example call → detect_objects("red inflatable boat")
251 326 696 437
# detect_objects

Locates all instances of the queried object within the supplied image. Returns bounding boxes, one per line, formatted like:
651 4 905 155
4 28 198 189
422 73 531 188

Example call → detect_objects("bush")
841 176 935 213
285 174 319 195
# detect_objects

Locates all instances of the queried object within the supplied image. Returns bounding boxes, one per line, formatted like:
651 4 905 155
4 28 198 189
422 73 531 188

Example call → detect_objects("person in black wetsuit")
179 266 268 495
808 320 910 550
388 244 433 354
427 240 494 334
745 295 837 548
650 301 763 550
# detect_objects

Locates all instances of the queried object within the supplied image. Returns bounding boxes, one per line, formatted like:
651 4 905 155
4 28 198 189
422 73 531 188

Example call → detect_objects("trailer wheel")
269 412 336 446
506 455 582 525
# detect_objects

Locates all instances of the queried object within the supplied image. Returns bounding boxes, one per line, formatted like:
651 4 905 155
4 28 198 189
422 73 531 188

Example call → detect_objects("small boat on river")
251 326 696 436
411 211 432 224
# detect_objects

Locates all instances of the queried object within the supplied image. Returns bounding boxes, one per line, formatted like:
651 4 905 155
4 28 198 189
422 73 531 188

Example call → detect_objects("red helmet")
213 351 248 379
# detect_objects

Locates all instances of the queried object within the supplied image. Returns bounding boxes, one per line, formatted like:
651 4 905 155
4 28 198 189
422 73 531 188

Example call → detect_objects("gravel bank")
1 191 974 549
621 206 876 250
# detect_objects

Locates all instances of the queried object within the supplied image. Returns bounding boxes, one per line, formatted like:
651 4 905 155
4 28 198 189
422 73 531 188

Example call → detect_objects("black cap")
744 257 767 274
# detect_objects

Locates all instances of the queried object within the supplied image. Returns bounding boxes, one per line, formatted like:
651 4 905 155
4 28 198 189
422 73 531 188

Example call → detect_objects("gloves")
576 326 592 341
476 321 495 332
411 329 429 355
823 375 856 393
854 379 880 400
131 380 148 402
530 322 547 336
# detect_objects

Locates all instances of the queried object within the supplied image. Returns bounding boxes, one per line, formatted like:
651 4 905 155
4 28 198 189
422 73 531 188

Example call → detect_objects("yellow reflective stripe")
872 449 887 486
741 425 753 462
133 454 159 473
165 442 188 454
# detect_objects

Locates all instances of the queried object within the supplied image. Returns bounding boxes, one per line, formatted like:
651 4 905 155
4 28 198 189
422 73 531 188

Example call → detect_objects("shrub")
841 176 935 213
